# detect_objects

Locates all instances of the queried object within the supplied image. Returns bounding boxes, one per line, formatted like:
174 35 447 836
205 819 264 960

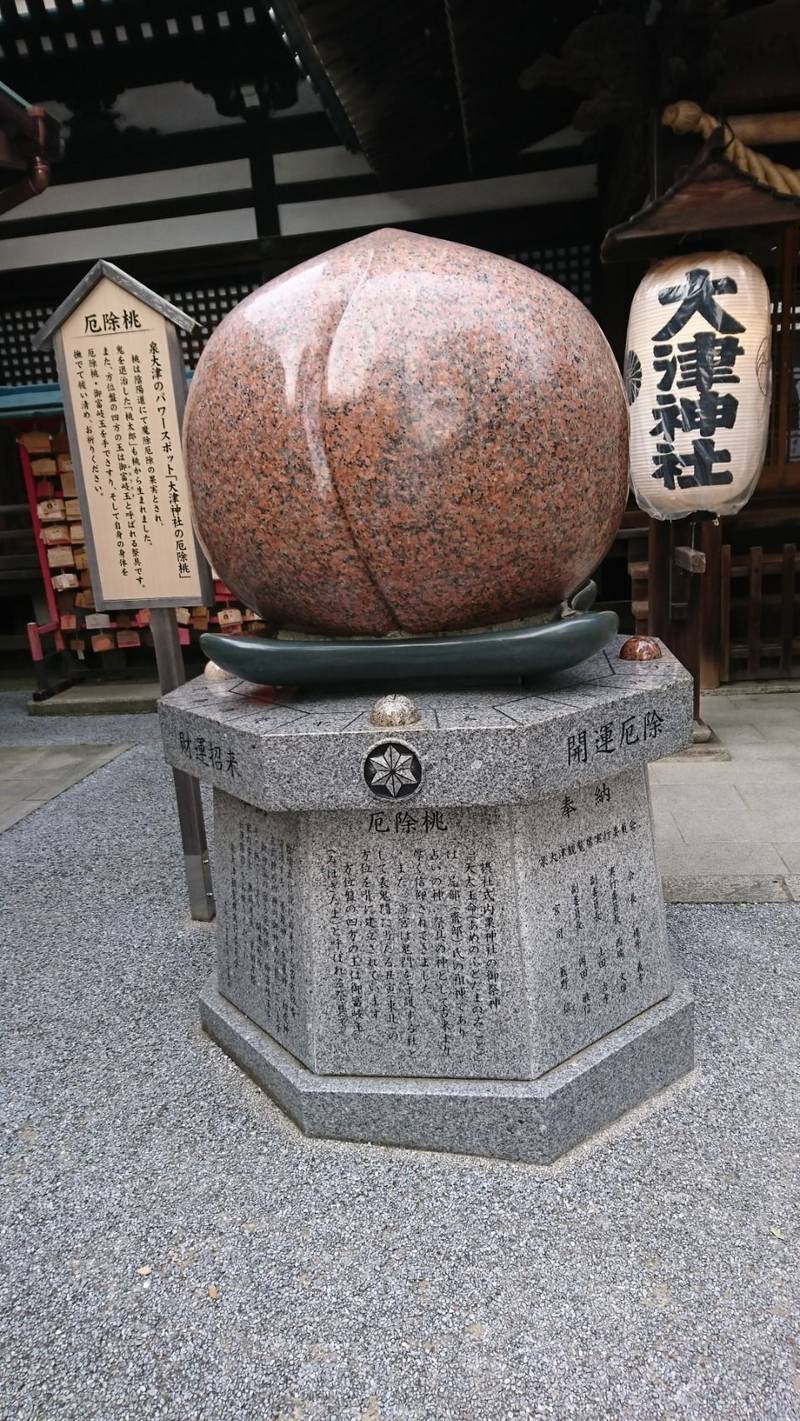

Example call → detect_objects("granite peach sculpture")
184 228 628 637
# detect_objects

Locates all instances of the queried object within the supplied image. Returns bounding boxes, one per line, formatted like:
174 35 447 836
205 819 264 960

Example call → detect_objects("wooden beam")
55 114 342 186
0 187 256 240
0 200 600 328
727 112 800 145
0 173 383 244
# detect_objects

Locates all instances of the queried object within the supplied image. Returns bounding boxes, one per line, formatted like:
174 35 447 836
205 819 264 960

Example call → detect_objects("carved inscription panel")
214 790 310 1063
305 806 530 1079
514 765 672 1074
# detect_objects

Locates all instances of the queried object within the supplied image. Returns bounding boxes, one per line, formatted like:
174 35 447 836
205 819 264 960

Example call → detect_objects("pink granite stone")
184 228 628 636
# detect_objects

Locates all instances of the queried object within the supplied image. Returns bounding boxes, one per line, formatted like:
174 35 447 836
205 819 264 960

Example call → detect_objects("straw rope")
661 100 800 199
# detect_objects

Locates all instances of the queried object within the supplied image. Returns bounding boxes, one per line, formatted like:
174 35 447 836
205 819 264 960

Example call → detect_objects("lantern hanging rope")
661 101 800 200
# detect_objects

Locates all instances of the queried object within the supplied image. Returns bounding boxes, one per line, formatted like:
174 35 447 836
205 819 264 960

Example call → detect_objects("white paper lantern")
625 251 772 520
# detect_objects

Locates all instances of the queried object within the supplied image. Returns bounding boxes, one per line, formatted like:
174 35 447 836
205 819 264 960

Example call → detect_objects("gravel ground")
1 695 798 1421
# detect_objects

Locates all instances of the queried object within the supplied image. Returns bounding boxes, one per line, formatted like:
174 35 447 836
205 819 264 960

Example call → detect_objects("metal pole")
150 606 215 922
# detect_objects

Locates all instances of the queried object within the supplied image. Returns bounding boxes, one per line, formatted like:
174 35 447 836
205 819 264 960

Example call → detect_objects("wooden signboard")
34 263 215 923
33 261 212 611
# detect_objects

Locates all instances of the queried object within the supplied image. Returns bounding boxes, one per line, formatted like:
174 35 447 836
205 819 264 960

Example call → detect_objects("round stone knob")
369 694 421 727
204 658 233 682
619 636 662 661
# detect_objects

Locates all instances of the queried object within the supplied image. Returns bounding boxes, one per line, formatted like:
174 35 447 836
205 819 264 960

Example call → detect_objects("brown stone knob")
369 694 421 727
619 635 662 661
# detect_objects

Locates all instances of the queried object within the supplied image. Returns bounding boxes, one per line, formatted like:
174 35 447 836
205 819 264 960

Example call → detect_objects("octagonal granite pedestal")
159 638 695 1165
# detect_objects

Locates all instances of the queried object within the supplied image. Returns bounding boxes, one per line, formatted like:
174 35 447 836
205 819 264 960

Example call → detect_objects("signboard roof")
33 259 198 352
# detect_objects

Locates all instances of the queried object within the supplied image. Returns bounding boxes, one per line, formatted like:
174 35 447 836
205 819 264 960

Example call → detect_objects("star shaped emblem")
364 741 422 799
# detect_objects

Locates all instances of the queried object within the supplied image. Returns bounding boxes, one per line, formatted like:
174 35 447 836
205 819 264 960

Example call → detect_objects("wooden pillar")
246 108 280 262
648 515 721 720
683 552 703 723
698 518 722 691
720 543 732 684
646 518 671 642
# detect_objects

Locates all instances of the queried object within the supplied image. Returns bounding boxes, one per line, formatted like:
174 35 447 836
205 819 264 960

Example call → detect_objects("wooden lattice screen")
505 241 594 307
0 277 263 386
721 542 799 681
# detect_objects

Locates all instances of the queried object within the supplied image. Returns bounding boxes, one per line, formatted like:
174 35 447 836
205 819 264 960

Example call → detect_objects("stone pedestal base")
200 972 693 1165
160 636 695 1165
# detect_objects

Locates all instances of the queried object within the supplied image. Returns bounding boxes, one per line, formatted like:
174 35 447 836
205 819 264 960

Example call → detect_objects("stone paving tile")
747 703 800 718
0 745 125 832
736 784 800 812
0 747 46 770
657 842 789 875
651 806 684 849
663 875 791 903
1 771 97 800
776 842 800 873
670 807 771 842
757 722 800 743
650 691 800 901
650 758 800 784
0 799 45 832
706 722 767 743
697 703 751 721
750 810 800 839
675 809 800 844
705 740 800 761
706 697 800 718
653 783 747 811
